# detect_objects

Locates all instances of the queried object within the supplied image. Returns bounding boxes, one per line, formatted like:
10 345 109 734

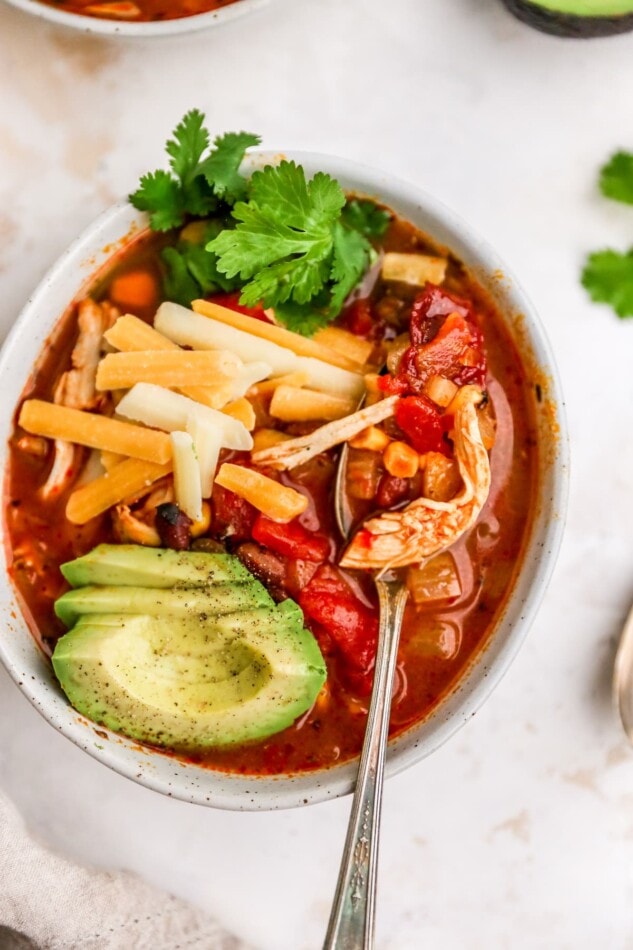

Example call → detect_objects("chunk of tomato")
380 285 487 394
252 515 330 563
211 484 257 542
341 298 383 340
409 284 471 347
300 565 378 695
395 395 445 454
207 292 271 323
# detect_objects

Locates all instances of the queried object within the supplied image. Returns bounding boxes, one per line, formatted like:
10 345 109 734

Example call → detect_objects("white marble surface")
1 1 633 947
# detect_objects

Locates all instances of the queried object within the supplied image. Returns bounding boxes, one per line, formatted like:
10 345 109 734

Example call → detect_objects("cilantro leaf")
599 151 633 205
208 161 348 316
329 223 371 315
582 248 633 318
184 242 241 296
161 246 201 305
342 199 391 238
179 176 217 219
130 112 258 231
161 221 241 307
130 171 186 231
274 299 332 336
198 132 261 204
166 110 209 185
132 118 376 335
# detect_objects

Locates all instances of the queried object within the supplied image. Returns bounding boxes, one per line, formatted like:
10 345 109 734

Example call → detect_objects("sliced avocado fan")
52 546 326 749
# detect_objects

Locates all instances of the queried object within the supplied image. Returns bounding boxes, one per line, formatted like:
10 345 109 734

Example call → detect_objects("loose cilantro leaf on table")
599 151 633 206
583 149 633 319
582 249 633 319
342 199 391 238
130 110 259 231
208 160 373 331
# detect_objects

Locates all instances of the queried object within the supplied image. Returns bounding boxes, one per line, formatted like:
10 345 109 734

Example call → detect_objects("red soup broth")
38 0 244 25
4 215 538 776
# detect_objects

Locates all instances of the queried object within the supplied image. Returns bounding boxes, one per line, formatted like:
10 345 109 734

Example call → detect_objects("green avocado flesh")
528 0 633 13
52 601 326 749
61 544 252 588
55 582 273 628
504 0 633 35
52 547 326 749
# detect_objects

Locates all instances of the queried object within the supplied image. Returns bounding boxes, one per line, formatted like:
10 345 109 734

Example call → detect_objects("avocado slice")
503 0 633 36
51 600 326 748
61 545 252 589
55 582 273 628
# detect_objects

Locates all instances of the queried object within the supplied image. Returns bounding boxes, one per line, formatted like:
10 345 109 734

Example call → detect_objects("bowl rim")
0 150 570 810
0 0 269 38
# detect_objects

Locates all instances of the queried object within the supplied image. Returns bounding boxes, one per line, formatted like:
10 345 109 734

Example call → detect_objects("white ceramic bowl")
0 152 569 810
1 0 268 38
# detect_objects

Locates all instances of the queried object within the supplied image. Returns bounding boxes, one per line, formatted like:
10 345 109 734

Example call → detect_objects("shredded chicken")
252 396 399 471
340 387 491 571
56 298 117 410
40 299 118 500
112 479 175 546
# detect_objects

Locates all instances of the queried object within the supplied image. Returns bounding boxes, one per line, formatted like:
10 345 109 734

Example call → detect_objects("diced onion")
381 252 448 287
406 553 462 608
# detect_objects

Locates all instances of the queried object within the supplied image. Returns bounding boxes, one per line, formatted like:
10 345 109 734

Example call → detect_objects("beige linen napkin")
0 791 252 950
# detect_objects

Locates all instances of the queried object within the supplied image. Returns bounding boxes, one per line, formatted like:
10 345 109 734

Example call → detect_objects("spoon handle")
323 577 409 950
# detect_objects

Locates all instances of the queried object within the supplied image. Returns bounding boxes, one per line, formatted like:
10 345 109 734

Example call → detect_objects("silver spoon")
322 442 409 950
613 601 633 742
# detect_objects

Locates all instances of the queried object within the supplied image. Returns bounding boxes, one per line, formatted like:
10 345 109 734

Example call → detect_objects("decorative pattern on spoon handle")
323 577 409 950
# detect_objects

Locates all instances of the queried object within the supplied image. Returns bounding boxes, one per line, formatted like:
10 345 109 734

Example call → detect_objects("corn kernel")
190 501 212 538
383 440 419 479
349 425 391 452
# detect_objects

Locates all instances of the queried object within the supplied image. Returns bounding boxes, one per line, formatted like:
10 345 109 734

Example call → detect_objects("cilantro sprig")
582 150 633 319
130 110 260 231
207 161 376 331
130 111 391 334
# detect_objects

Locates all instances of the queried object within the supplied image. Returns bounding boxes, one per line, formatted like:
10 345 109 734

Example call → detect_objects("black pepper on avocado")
52 545 326 749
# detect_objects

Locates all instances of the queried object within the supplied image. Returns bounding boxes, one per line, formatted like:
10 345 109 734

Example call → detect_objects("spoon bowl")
613 602 633 742
325 384 493 945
